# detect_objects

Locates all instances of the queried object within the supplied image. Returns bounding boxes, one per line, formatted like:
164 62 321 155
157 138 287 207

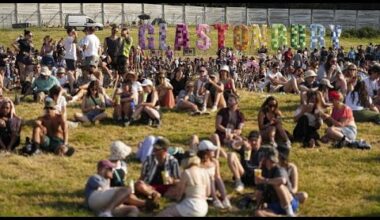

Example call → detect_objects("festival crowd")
0 25 379 217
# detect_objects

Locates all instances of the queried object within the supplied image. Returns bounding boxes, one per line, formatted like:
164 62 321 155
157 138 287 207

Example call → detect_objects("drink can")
115 95 121 105
254 169 262 177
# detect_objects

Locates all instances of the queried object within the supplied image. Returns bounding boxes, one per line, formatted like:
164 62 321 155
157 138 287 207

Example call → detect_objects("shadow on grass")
351 155 380 163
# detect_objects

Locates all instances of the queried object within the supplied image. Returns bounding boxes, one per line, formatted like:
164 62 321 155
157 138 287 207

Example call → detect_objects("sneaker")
235 181 245 193
147 119 153 126
152 119 161 128
222 197 232 209
334 138 348 149
357 140 371 150
68 121 79 129
123 120 131 127
213 199 225 209
211 105 218 112
201 106 207 113
285 140 292 149
98 211 113 217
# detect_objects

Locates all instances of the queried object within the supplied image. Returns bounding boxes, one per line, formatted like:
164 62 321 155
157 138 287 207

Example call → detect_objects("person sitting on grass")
0 98 21 153
293 91 324 148
321 91 357 148
277 145 309 205
197 140 232 210
258 96 291 148
157 152 211 217
134 137 180 202
345 80 380 124
31 66 60 103
131 79 161 127
204 71 227 112
175 81 204 116
215 94 245 149
227 130 264 193
74 80 107 125
84 159 139 217
31 97 74 156
113 80 136 126
254 147 299 217
156 71 175 109
108 141 160 212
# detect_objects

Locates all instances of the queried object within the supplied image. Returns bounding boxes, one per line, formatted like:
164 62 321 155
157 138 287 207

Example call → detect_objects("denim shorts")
268 198 299 215
340 126 357 141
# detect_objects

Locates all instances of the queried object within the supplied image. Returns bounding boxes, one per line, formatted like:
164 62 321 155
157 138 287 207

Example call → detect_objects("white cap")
320 78 334 89
198 140 218 151
109 141 132 161
40 66 51 76
219 65 230 73
141 79 153 87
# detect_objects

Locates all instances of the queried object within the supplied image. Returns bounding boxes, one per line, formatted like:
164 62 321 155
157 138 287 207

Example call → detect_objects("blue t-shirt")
84 174 109 204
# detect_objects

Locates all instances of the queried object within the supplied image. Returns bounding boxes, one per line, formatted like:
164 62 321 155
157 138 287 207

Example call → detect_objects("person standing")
116 27 133 76
63 27 78 94
82 26 101 75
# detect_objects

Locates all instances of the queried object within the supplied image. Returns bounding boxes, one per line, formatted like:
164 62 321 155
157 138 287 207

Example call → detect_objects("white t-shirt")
363 77 379 97
55 95 67 115
82 34 100 57
345 91 372 111
63 36 77 60
57 75 68 86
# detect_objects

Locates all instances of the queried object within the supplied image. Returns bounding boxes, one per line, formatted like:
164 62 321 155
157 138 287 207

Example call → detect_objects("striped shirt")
141 154 180 184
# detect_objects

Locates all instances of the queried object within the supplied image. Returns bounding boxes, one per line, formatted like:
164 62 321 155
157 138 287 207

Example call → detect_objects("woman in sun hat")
157 151 211 217
109 140 132 187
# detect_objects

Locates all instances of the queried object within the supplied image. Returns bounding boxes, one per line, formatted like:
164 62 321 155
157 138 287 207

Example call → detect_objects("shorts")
151 184 172 195
339 126 357 141
17 54 33 66
85 109 105 121
65 59 77 71
117 55 128 74
88 188 119 214
267 198 299 215
41 136 64 153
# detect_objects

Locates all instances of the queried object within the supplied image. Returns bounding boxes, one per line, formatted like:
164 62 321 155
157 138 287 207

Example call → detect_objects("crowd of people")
0 25 379 217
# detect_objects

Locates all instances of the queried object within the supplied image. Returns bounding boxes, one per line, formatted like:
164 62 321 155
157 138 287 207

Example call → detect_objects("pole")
246 6 248 25
101 3 105 25
183 4 186 24
80 3 84 14
162 4 165 20
37 3 41 27
59 3 63 27
203 5 206 24
225 7 228 24
14 3 18 23
121 3 125 26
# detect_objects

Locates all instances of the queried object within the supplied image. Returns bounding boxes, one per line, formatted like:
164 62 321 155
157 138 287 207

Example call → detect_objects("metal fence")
0 3 379 29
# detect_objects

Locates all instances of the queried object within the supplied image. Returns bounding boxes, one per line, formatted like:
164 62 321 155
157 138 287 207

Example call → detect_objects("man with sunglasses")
30 97 74 157
194 66 211 113
135 137 180 201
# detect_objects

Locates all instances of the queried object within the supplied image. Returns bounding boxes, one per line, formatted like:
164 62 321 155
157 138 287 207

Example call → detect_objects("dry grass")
0 27 379 217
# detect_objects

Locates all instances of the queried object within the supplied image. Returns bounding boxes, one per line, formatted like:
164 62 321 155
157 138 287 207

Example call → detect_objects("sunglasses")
268 104 277 108
348 69 357 71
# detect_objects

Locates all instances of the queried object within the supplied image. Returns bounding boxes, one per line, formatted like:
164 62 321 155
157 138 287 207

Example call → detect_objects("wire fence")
0 3 379 29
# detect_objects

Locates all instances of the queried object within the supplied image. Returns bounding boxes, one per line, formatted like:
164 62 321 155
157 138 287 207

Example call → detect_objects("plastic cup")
254 169 262 177
129 180 135 194
161 171 170 185
225 128 232 137
244 149 251 161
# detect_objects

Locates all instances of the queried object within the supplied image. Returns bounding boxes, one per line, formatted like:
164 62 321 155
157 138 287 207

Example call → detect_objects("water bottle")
129 179 135 194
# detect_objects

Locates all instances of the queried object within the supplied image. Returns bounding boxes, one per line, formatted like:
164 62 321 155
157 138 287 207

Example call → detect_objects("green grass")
0 27 379 217
0 91 379 217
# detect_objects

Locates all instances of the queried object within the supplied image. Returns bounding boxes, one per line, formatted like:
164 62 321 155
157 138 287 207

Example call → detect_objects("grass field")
0 26 379 217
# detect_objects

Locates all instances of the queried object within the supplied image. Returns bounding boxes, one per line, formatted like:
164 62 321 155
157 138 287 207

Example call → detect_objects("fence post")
37 3 41 27
266 8 269 26
121 3 125 25
162 4 165 20
311 9 313 24
101 3 105 25
14 3 18 23
288 8 291 26
246 6 248 25
333 9 336 25
142 3 144 14
59 3 63 27
225 7 228 24
80 3 84 14
183 5 186 23
203 5 206 24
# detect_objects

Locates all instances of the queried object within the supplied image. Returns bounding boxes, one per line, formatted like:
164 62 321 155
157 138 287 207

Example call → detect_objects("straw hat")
109 141 132 161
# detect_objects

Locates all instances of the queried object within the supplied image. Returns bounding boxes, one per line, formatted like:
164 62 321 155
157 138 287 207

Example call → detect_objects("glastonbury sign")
138 23 342 52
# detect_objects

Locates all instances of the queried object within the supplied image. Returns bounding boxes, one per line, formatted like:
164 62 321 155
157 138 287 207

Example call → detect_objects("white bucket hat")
198 140 218 151
40 66 51 76
109 141 132 161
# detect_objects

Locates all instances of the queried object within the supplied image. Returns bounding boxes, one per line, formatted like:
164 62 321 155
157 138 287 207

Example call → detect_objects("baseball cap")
89 60 98 67
198 140 218 151
57 67 66 74
329 90 342 102
248 131 260 140
264 147 279 163
109 141 132 161
40 66 51 76
277 144 290 161
97 159 115 170
141 79 153 87
44 97 56 109
153 137 170 150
